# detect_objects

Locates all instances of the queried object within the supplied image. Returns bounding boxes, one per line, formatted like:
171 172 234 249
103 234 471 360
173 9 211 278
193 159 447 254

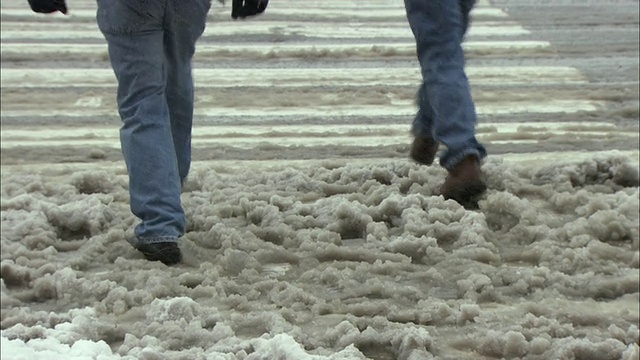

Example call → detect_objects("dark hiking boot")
440 155 487 208
137 242 182 265
410 134 439 166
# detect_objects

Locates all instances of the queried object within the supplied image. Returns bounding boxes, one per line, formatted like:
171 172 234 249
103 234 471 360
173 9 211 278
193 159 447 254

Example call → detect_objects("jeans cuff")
440 147 486 171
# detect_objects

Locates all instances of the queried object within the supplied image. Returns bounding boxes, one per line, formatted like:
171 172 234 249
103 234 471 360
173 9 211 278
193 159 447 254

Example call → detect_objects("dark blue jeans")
96 0 210 247
404 0 487 170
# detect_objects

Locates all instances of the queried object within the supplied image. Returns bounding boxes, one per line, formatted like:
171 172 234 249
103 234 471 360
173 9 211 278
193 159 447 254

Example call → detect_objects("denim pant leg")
164 0 210 185
411 82 434 137
97 0 184 246
405 0 487 170
411 0 473 138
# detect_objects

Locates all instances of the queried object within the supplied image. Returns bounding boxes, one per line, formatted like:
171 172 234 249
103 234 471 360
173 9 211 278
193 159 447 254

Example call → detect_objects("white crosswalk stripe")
0 41 554 62
0 6 511 19
0 0 637 168
1 24 532 39
2 66 588 88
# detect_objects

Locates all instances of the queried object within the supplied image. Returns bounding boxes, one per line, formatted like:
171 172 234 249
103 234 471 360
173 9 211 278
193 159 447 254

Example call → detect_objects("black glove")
232 0 268 19
27 0 68 14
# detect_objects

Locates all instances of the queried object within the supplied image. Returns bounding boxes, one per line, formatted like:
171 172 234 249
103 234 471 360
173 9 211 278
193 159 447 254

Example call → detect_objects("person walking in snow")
404 0 488 207
27 0 268 265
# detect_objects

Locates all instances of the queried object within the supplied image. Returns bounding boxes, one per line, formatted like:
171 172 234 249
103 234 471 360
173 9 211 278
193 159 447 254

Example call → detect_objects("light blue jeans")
404 0 487 170
96 0 210 246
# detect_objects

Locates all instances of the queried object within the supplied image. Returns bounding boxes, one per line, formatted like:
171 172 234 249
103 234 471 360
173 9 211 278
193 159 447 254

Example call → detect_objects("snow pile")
1 155 639 359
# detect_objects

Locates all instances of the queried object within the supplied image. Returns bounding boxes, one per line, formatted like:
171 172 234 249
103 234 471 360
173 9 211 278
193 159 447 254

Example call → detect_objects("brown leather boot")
410 135 439 166
440 155 487 208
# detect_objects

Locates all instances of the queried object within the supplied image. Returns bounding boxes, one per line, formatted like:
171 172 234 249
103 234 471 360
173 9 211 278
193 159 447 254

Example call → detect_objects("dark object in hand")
232 0 268 19
27 0 68 14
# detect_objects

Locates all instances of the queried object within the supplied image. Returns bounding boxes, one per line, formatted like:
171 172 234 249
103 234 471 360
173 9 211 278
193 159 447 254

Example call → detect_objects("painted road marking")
0 67 587 88
0 41 553 61
3 151 638 175
2 121 631 150
0 100 603 119
0 8 509 19
0 0 627 170
0 25 528 40
0 22 530 38
0 122 621 141
1 130 632 149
